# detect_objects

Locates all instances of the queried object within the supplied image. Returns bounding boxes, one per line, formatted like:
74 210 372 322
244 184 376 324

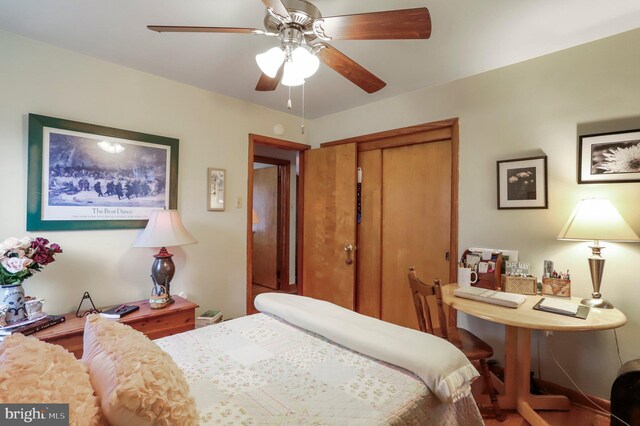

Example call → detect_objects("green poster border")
27 114 179 231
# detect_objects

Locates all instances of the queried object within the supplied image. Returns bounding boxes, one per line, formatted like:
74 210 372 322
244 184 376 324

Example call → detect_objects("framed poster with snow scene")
27 114 179 230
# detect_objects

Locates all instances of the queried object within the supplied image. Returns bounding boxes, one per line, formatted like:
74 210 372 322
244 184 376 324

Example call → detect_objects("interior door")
252 166 279 290
381 140 452 329
302 143 357 309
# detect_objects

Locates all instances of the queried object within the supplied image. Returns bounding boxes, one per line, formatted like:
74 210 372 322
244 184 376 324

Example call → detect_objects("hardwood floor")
484 403 609 425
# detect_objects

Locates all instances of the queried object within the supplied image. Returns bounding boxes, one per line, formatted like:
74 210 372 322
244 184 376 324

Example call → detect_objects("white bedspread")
156 313 484 425
255 293 479 403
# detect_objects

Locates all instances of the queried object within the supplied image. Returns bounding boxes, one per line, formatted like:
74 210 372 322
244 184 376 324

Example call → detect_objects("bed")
155 294 484 425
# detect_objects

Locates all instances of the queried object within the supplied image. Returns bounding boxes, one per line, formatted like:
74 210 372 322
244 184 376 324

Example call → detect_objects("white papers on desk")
454 286 526 308
537 298 579 315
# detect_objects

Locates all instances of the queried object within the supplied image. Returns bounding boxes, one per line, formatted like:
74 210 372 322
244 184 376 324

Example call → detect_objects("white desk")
442 284 626 426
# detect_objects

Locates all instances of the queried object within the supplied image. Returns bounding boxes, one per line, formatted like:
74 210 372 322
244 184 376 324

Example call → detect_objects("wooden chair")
408 267 505 421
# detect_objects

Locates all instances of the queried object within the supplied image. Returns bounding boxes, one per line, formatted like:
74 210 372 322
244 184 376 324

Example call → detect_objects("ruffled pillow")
0 333 103 426
82 314 197 426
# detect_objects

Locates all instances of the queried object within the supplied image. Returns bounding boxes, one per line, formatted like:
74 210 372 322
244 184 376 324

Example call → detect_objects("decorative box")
541 277 571 298
501 275 537 295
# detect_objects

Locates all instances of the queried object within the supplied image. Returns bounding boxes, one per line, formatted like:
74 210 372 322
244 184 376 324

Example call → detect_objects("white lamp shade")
557 199 640 242
134 210 198 248
281 60 305 87
291 46 319 79
256 47 285 78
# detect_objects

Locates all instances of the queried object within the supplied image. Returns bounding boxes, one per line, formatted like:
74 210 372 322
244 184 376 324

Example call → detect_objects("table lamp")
134 209 197 303
557 198 639 308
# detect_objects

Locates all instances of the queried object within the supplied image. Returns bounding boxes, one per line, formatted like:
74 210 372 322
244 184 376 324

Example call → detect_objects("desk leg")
515 328 571 426
498 325 518 409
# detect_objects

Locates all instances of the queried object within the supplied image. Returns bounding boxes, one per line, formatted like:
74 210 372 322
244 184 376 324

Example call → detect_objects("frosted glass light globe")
292 47 320 79
281 60 305 87
256 47 285 78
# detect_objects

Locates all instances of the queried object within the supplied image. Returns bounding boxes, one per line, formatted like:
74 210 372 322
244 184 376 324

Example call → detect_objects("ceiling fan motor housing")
264 0 321 44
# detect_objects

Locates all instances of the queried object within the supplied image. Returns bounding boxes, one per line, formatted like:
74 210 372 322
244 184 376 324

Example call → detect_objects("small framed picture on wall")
207 168 225 211
497 155 548 210
578 129 640 184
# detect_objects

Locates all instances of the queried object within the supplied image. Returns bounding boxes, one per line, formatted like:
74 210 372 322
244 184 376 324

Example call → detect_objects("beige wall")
309 29 640 398
0 30 307 320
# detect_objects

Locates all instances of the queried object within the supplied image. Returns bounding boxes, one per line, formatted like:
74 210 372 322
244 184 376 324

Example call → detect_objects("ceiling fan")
148 0 431 94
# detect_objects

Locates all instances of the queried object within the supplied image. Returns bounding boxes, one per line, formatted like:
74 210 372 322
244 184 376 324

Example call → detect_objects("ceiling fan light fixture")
256 46 285 78
292 46 319 79
281 60 305 87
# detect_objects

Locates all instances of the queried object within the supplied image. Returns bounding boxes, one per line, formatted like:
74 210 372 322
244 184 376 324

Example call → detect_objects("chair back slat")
408 267 437 335
433 279 449 340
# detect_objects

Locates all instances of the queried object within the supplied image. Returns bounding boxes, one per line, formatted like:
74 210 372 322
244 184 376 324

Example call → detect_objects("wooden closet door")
302 143 357 309
381 140 452 329
252 166 279 289
356 149 382 318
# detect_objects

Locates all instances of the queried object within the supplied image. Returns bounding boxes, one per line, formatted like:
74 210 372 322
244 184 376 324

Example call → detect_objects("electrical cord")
614 329 623 367
537 330 542 382
547 333 630 426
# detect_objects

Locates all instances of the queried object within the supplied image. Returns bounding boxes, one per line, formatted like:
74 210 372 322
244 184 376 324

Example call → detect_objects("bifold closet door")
303 143 357 309
381 140 452 329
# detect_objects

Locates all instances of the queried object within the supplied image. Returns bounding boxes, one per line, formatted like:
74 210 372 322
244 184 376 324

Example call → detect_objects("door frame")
247 134 310 314
320 118 459 284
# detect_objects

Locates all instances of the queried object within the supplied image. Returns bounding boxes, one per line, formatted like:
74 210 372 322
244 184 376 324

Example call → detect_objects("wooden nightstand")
32 296 199 358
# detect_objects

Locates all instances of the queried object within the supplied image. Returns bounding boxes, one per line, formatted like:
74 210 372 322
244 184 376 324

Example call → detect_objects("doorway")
247 134 310 314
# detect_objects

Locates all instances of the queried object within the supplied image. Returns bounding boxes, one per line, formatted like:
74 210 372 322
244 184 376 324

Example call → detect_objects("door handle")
344 243 355 265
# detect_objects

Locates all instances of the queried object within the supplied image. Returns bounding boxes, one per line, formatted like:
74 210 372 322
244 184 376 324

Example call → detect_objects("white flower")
0 249 5 260
596 143 640 174
0 237 21 251
1 257 27 274
18 237 32 249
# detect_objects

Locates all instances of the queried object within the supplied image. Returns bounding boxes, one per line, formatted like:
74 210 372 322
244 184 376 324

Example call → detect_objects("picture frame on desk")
496 155 548 210
578 129 640 184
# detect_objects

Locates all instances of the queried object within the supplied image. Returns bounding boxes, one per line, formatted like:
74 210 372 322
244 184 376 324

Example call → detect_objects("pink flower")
50 244 62 253
1 257 26 274
31 237 49 250
33 251 50 265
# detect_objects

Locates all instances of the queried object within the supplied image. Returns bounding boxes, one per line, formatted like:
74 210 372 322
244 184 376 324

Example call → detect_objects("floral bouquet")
0 237 63 286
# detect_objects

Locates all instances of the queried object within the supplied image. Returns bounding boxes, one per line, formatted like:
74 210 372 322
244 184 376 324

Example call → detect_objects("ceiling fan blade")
260 0 291 22
315 8 431 40
255 65 284 91
315 44 386 94
147 26 263 34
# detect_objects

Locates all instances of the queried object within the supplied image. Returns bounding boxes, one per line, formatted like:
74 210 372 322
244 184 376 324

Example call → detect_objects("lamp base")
580 297 614 309
151 247 175 301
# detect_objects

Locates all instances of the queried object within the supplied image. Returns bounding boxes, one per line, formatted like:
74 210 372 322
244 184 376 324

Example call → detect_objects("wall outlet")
236 197 242 208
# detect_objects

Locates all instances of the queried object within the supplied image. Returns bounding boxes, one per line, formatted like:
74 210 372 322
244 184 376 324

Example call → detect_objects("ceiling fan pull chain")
287 85 292 110
301 82 305 135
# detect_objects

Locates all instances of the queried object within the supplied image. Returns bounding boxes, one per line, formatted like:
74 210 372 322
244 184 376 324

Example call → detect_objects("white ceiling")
1 0 640 118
